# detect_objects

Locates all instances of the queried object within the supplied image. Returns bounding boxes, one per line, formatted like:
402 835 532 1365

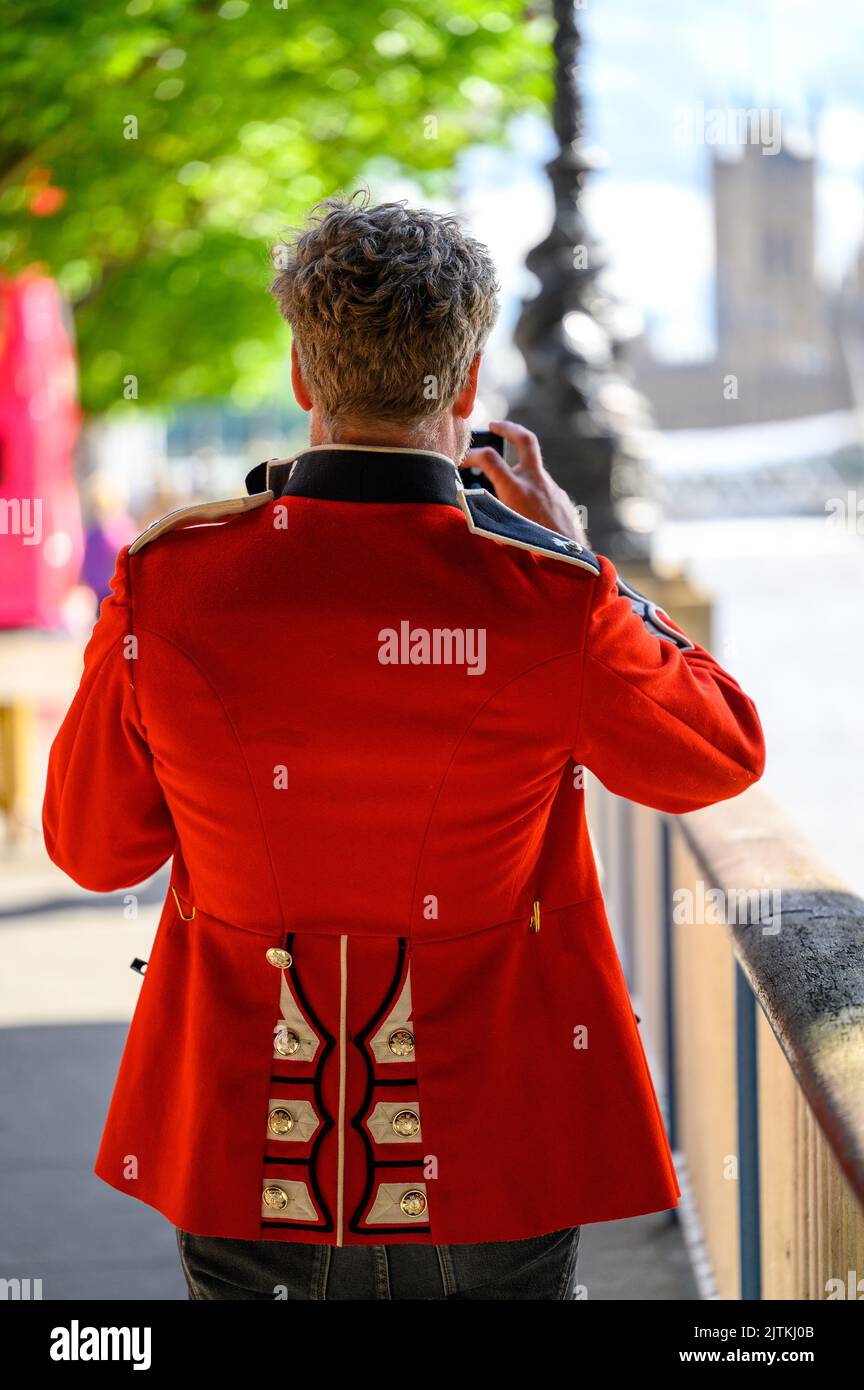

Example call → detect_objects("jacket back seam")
132 624 286 935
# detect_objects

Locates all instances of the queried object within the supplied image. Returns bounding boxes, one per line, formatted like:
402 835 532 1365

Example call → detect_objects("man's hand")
462 420 588 546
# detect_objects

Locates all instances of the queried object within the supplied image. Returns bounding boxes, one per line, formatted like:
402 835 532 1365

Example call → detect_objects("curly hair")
270 192 500 428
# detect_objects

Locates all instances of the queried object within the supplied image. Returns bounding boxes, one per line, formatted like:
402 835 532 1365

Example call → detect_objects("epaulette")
128 491 274 556
456 486 600 575
615 575 695 651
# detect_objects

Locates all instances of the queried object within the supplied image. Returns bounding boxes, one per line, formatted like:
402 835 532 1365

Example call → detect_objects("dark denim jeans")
176 1226 581 1301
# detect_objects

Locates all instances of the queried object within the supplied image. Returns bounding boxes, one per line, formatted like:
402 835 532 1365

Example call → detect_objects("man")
44 195 765 1301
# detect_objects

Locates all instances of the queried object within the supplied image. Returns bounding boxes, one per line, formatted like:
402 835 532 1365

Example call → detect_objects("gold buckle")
171 886 196 921
530 899 541 933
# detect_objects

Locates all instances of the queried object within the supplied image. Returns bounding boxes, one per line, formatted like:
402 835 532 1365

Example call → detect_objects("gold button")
387 1028 415 1057
263 1184 288 1211
392 1109 420 1137
399 1189 427 1218
268 1108 295 1135
266 947 292 968
275 1028 300 1056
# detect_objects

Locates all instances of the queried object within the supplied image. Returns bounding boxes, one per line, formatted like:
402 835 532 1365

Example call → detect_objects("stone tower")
713 142 834 375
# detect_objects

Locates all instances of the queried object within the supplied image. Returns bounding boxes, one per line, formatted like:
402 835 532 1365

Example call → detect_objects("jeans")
176 1226 581 1301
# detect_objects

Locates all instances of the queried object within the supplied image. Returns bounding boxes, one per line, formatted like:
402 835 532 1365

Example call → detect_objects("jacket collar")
244 444 461 505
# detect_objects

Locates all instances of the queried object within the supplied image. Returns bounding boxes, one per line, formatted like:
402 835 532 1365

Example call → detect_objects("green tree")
1 0 552 413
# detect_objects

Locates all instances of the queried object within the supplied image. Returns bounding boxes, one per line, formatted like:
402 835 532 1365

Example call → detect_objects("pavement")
0 834 697 1302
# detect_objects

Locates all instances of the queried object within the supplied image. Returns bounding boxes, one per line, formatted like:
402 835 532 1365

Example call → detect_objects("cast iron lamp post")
510 0 654 561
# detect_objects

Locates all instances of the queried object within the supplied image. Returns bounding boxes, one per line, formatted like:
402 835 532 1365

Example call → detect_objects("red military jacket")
43 445 765 1246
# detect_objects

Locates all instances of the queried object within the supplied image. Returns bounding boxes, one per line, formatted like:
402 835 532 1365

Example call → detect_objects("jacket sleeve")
574 555 765 813
43 546 176 890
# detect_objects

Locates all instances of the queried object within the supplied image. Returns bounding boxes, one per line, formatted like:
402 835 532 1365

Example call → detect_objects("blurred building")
633 142 864 428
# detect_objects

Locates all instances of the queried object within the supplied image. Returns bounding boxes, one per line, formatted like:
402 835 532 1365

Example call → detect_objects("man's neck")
309 416 466 464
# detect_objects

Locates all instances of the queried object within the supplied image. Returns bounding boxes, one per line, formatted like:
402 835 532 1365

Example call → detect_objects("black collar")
244 446 461 505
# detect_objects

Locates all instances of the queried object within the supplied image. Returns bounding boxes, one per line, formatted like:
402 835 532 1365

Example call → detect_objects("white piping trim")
647 604 696 650
367 1100 422 1144
266 1097 321 1143
616 576 696 651
459 484 584 550
335 934 348 1247
260 1178 318 1222
365 1181 429 1225
370 969 414 1064
275 970 321 1062
128 490 274 555
456 487 599 574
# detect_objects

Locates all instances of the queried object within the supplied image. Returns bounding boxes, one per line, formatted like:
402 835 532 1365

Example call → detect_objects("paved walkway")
0 840 696 1301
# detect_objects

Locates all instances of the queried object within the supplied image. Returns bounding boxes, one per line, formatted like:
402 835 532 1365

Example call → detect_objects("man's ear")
291 342 313 412
452 353 482 419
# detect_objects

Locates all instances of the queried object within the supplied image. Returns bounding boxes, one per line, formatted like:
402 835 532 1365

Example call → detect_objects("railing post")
735 961 762 1300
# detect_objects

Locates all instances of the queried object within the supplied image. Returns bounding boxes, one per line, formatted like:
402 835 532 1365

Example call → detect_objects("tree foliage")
1 0 552 412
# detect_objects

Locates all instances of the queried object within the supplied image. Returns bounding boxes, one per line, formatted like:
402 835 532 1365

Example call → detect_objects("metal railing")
587 778 864 1299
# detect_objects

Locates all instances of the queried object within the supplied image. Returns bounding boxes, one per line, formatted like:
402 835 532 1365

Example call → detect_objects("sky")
453 0 864 371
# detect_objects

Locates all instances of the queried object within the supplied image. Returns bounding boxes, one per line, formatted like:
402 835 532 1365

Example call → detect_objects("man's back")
122 452 602 936
43 445 764 1248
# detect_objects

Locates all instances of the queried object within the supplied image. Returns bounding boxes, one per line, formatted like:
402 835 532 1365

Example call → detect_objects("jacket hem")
93 1162 679 1246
